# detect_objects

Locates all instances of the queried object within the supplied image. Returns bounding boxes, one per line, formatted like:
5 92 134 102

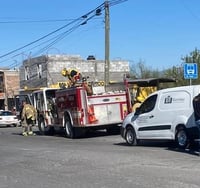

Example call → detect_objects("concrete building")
0 68 20 110
19 54 130 89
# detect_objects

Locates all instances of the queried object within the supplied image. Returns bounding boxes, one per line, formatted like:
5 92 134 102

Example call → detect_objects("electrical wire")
0 0 127 66
109 0 128 7
0 18 81 59
179 0 200 22
33 21 84 56
0 2 105 59
0 18 76 24
34 14 100 56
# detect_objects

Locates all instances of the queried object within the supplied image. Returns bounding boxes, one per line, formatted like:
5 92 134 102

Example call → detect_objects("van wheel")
125 126 138 146
64 116 75 139
175 127 188 149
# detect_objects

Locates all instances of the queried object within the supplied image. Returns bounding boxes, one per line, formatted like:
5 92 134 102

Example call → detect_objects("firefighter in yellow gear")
61 68 82 87
21 101 37 136
81 76 93 96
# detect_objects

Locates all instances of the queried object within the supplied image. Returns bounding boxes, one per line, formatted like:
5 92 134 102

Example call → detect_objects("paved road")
0 126 200 188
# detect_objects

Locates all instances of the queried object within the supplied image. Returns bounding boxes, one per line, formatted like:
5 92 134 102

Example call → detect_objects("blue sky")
0 0 200 70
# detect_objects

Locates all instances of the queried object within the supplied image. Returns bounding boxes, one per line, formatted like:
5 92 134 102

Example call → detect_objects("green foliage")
129 48 200 87
129 60 161 79
182 48 200 64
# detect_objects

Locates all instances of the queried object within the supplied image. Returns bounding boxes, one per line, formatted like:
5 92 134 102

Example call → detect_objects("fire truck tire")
64 116 75 139
38 117 54 135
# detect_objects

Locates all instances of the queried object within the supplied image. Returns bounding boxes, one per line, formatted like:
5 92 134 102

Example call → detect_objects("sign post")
183 63 198 85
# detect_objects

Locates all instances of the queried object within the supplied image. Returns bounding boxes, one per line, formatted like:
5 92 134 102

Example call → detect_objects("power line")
34 14 102 56
0 2 105 60
33 21 84 56
109 0 128 7
0 0 127 63
0 18 76 24
0 20 104 64
0 17 102 24
0 18 81 59
179 0 200 22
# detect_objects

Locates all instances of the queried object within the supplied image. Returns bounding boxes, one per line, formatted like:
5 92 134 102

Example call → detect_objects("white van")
121 85 200 148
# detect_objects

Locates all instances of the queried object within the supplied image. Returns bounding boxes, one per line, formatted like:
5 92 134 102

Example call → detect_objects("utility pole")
104 0 110 87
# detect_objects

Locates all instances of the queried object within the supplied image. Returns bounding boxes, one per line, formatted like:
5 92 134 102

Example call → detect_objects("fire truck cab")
31 88 58 135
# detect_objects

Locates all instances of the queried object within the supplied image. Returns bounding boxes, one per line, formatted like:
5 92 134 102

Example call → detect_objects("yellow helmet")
61 68 69 77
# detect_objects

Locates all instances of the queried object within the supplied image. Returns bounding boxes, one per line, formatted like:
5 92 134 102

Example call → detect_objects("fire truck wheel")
125 126 138 146
38 117 54 135
64 116 75 139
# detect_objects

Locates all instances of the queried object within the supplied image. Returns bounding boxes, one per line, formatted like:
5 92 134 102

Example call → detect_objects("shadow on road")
115 140 200 156
13 128 119 139
166 143 200 156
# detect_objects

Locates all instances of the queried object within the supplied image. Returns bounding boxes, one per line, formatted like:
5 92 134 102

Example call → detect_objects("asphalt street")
0 126 200 188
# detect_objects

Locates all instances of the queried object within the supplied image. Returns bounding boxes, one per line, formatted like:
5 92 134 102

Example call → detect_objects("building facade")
19 54 130 89
0 69 20 110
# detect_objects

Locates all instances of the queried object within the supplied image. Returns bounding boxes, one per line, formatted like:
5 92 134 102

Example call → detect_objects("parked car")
121 85 200 148
0 110 21 127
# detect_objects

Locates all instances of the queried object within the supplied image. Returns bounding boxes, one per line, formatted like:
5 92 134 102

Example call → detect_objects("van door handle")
149 115 154 118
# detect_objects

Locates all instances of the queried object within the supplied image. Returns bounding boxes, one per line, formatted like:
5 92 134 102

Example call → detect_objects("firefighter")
47 97 56 118
81 76 93 96
61 68 82 87
21 101 37 136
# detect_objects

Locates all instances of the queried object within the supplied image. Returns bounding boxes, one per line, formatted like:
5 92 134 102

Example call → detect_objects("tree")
182 48 200 64
129 48 200 87
129 60 160 79
163 66 186 87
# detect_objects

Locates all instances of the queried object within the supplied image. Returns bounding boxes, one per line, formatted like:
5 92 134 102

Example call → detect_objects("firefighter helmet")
61 68 69 77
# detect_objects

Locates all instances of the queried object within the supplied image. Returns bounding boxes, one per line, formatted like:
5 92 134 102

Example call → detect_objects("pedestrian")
21 101 37 136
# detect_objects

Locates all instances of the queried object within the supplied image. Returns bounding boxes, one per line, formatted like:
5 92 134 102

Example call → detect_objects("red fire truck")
32 82 130 138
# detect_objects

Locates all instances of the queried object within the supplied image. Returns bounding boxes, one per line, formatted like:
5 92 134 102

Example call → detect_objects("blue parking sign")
184 63 198 79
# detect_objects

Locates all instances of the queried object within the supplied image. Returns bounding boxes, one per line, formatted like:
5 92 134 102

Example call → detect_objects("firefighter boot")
28 131 36 136
28 126 36 136
22 132 28 136
22 126 28 136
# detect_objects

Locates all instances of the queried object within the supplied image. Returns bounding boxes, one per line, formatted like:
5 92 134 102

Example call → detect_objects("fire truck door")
107 103 121 121
93 103 121 124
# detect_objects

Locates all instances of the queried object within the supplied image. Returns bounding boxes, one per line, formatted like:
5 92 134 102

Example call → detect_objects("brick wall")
6 72 20 97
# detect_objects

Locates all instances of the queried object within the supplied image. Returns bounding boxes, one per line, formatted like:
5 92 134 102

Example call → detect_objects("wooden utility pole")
104 0 110 87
